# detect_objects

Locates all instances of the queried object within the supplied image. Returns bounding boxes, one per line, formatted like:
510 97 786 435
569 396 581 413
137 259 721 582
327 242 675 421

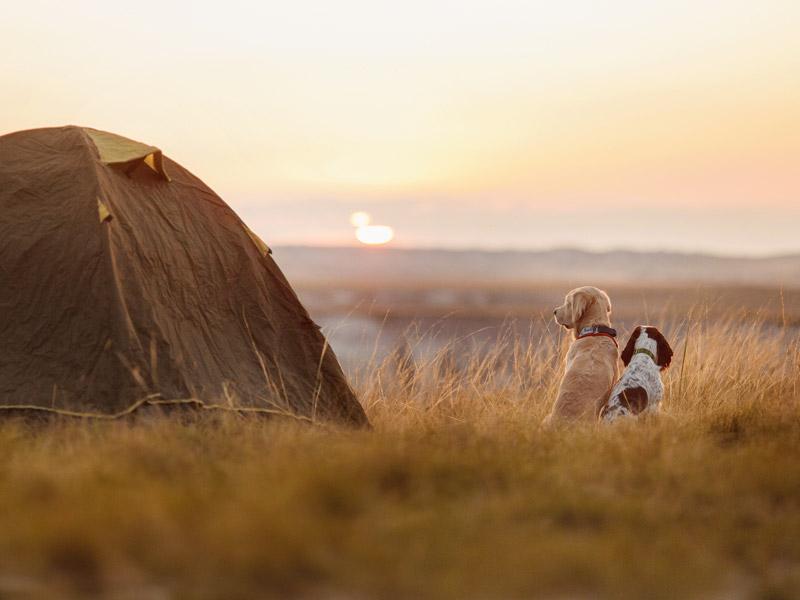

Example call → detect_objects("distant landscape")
274 245 800 287
272 246 800 378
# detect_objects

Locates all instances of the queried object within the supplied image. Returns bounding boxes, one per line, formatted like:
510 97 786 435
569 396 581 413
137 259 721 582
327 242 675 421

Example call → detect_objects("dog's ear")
645 327 673 369
569 290 592 326
601 289 612 314
620 326 641 366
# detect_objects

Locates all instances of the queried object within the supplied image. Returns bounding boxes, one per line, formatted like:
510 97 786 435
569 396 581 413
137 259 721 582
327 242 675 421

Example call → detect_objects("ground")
1 285 799 599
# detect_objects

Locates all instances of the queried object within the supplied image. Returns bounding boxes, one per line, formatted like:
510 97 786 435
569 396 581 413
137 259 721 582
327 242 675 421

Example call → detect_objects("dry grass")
1 306 800 599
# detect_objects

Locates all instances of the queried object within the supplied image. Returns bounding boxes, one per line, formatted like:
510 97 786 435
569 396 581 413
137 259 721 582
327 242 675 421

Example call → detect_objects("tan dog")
544 286 620 424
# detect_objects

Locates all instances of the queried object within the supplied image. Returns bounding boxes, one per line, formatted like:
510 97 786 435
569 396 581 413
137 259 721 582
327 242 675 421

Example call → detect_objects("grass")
1 305 799 599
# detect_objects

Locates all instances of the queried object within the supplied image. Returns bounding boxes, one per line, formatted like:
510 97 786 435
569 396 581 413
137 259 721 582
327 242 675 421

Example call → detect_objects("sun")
355 225 394 246
349 210 394 245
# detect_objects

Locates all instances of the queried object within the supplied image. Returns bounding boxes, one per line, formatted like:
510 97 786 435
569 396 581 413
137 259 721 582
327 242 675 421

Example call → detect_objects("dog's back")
547 335 619 423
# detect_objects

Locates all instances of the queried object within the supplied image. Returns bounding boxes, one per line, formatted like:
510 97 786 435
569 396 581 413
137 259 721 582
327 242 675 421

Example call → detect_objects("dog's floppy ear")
568 290 592 326
645 327 673 369
620 326 641 366
601 289 612 314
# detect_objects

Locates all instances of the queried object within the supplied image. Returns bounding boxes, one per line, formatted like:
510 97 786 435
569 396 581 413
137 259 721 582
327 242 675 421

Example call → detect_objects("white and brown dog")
545 286 620 424
599 326 673 422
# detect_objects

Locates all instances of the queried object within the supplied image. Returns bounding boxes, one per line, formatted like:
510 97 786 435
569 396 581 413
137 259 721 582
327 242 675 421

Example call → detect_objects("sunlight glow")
355 225 394 246
349 211 371 227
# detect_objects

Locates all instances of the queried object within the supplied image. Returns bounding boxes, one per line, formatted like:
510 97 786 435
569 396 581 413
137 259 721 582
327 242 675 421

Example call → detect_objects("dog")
599 326 673 422
544 286 620 424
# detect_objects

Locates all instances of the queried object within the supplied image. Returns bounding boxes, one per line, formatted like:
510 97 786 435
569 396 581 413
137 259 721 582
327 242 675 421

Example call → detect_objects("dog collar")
633 348 657 363
576 325 618 346
578 325 617 338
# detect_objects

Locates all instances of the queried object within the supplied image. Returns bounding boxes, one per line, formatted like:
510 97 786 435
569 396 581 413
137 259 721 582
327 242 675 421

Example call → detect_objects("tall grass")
360 311 800 430
0 309 799 599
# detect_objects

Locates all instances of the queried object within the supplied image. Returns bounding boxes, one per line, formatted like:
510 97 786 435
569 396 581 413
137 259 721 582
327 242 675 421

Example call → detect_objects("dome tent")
0 126 367 426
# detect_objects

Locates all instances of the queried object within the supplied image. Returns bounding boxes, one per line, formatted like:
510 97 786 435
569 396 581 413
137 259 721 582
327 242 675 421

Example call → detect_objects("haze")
2 1 799 254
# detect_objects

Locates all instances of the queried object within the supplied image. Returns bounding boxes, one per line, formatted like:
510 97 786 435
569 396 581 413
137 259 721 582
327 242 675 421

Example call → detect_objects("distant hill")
272 246 800 287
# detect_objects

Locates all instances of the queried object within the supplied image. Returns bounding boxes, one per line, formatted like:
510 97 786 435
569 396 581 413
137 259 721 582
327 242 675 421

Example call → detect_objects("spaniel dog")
599 326 673 422
544 286 620 424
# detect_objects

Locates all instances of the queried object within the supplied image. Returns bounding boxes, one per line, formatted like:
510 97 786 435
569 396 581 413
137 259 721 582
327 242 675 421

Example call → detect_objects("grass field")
1 292 800 599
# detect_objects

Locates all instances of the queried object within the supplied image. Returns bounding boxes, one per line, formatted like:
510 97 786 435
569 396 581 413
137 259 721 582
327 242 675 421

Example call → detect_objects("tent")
0 126 368 426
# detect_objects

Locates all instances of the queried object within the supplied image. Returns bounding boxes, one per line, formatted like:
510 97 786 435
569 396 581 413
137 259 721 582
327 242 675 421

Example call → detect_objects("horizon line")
269 243 800 261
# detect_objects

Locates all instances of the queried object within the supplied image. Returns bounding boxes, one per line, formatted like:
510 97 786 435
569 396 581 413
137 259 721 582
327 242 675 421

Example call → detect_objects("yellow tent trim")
97 198 113 223
142 152 169 180
85 128 170 181
243 224 271 257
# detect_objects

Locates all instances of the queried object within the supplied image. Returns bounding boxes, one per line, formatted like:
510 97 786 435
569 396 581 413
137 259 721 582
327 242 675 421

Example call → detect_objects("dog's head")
553 286 612 330
620 326 673 369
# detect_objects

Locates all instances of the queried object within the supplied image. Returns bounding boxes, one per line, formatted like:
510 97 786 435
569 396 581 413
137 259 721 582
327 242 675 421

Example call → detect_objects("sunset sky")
2 1 799 254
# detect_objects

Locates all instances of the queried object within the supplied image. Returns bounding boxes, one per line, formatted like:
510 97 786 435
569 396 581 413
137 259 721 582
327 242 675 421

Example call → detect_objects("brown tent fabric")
0 126 368 426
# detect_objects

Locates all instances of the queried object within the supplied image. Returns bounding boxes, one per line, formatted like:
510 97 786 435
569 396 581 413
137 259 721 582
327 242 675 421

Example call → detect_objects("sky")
2 0 799 255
